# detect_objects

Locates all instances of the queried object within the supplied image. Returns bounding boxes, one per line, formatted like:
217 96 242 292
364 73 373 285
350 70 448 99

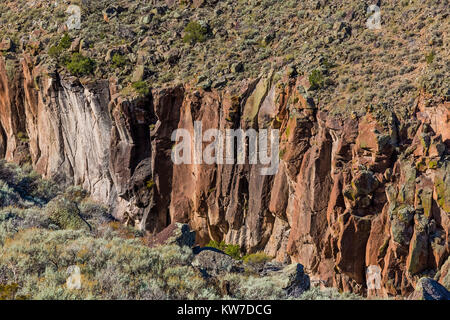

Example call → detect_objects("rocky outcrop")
146 223 196 248
0 55 448 297
192 249 244 277
410 278 450 300
435 256 450 290
281 264 311 298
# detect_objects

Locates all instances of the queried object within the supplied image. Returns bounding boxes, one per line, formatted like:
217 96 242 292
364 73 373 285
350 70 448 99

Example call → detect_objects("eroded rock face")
0 56 448 297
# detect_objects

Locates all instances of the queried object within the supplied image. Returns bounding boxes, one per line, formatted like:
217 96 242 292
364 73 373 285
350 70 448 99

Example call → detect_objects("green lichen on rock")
351 170 379 197
378 237 390 259
242 75 272 125
407 228 429 275
434 165 450 212
398 161 416 205
390 205 415 246
415 185 433 218
428 159 438 169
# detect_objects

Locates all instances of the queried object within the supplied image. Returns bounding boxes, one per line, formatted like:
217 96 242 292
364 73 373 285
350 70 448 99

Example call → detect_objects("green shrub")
0 161 59 205
79 201 113 226
0 228 217 300
207 240 227 251
299 287 364 300
45 197 90 230
64 186 88 203
31 178 59 203
48 33 72 59
225 244 242 260
0 207 51 246
425 51 435 64
111 53 127 68
0 283 28 300
131 81 150 96
59 33 72 50
308 69 325 90
183 21 208 44
146 179 155 189
243 252 272 266
207 240 242 260
17 131 29 143
48 45 63 59
65 53 95 77
222 273 286 299
0 180 20 207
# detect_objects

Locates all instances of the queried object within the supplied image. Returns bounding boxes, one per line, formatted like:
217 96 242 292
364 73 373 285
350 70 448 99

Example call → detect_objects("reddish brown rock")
268 162 289 220
0 55 448 298
336 214 372 284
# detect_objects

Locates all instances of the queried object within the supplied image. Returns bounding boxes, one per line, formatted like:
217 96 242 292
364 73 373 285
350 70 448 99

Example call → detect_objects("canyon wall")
0 55 448 296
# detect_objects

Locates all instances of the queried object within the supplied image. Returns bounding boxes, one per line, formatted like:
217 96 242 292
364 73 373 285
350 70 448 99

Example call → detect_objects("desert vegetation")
0 160 363 300
0 0 447 115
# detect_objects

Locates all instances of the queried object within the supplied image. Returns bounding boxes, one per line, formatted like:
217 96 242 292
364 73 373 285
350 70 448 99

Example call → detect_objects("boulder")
259 261 284 276
69 38 81 53
164 49 180 66
141 15 153 24
390 205 415 246
147 223 196 248
352 170 379 197
410 278 450 300
212 77 227 89
103 7 118 22
0 38 13 51
198 79 212 90
115 25 136 40
406 215 429 275
258 263 310 297
131 65 146 82
192 249 244 277
437 257 450 290
283 264 311 297
266 263 311 298
231 62 244 73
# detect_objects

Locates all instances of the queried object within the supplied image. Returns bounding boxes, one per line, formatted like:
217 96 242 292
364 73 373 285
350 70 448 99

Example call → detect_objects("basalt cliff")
0 0 449 298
